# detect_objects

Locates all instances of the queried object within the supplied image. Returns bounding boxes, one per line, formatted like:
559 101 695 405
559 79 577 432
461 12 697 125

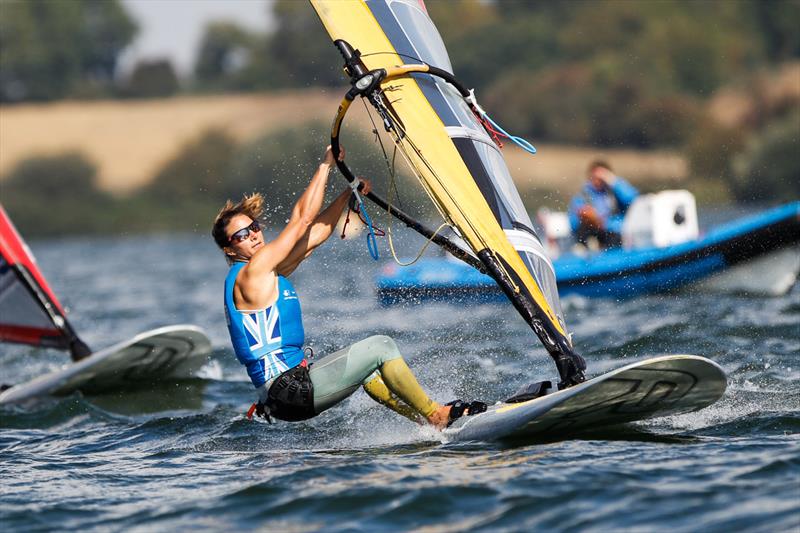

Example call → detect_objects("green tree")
143 129 237 201
1 151 117 236
193 21 257 90
428 1 561 91
686 119 747 181
122 59 179 98
228 121 349 213
122 129 238 232
133 122 404 232
0 0 137 102
751 0 800 60
228 121 425 224
77 0 139 83
731 110 800 203
229 0 344 90
267 0 342 88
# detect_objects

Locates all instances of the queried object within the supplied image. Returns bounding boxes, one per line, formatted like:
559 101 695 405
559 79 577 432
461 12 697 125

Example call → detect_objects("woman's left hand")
324 145 345 166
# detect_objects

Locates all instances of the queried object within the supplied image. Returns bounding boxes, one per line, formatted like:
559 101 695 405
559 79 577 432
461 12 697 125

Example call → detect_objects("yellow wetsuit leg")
377 357 438 418
362 372 424 424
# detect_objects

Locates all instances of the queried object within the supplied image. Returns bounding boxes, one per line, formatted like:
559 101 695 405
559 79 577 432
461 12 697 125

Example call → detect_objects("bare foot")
427 404 451 429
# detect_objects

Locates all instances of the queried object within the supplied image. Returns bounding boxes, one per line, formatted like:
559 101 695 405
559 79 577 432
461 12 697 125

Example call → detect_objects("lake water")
1 224 798 532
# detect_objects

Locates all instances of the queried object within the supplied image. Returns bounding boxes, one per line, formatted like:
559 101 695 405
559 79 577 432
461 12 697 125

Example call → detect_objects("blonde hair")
211 192 265 263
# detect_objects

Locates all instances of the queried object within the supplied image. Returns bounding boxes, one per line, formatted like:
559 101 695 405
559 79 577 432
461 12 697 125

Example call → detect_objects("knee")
360 335 402 363
362 369 381 386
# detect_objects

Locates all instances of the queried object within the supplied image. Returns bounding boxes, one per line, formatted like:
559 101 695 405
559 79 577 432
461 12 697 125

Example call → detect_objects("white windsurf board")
0 325 212 404
443 355 726 442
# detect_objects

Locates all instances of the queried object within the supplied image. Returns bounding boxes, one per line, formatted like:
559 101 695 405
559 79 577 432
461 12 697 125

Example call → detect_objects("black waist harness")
266 363 315 421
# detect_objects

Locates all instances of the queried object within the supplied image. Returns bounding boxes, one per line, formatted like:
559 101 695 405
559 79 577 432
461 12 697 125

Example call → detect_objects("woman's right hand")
357 178 372 195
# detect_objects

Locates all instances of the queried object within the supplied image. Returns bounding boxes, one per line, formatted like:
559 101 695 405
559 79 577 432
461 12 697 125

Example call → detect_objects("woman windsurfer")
211 145 484 428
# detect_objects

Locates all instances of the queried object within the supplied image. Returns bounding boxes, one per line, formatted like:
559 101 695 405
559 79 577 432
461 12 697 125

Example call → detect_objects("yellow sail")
312 0 586 387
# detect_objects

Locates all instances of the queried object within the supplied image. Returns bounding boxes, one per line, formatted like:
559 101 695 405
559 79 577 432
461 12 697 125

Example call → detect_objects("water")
2 229 798 532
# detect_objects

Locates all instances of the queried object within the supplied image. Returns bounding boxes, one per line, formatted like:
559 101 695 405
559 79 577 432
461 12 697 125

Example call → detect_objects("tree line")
4 1 797 108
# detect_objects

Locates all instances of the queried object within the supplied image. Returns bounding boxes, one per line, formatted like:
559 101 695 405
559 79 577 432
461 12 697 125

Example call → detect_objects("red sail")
0 205 71 349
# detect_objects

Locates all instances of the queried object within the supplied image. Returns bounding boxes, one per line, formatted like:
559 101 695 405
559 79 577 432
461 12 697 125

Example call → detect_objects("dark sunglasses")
228 220 261 244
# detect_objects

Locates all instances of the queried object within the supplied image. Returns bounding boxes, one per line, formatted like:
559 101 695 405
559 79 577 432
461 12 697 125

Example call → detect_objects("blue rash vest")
224 262 305 388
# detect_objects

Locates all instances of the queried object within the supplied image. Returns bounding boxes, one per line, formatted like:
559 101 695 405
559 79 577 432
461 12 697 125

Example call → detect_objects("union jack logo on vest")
260 348 290 381
241 306 282 354
241 307 290 380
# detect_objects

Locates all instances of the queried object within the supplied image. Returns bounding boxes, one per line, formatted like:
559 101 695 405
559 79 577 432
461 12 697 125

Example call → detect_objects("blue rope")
483 114 537 154
352 192 380 260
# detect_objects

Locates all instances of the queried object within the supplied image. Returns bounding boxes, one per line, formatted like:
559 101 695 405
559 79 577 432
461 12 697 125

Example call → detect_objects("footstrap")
505 381 552 403
446 399 487 427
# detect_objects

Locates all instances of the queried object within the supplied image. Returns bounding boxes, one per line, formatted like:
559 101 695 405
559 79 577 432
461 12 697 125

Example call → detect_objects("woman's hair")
211 193 265 262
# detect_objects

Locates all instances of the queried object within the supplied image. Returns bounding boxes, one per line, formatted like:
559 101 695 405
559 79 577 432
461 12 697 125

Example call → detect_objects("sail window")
389 0 453 71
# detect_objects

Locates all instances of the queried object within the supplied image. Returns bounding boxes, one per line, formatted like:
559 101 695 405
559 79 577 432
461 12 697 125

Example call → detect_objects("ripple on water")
1 235 798 531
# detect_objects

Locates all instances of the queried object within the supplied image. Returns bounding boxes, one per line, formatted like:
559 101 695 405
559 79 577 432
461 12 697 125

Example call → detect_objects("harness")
247 359 315 422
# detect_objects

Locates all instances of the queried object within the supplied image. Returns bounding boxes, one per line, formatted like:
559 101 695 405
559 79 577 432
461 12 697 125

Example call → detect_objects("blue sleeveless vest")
224 262 305 388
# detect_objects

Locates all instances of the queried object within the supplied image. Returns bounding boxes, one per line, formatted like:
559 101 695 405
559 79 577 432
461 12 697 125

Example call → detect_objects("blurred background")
1 0 798 237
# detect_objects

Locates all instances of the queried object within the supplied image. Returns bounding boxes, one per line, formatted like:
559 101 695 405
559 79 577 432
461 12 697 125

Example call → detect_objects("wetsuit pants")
309 335 438 422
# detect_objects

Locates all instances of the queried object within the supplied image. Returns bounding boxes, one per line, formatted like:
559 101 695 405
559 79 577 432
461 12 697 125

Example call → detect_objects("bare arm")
276 188 351 276
235 153 338 308
277 179 373 276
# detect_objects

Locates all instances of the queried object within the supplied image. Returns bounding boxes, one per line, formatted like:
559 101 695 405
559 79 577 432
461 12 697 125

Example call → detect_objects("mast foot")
556 352 587 390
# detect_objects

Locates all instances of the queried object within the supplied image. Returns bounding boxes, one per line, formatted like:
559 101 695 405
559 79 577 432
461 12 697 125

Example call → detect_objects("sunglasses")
228 220 261 244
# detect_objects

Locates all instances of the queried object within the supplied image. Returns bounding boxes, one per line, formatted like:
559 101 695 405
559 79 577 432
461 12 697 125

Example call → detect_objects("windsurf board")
0 325 212 404
443 355 726 442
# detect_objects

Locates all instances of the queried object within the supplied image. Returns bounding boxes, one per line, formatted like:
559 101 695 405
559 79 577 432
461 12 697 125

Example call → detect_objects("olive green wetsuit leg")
309 335 438 419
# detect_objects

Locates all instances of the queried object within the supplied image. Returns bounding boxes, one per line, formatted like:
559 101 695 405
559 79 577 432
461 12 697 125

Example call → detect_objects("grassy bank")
1 90 688 201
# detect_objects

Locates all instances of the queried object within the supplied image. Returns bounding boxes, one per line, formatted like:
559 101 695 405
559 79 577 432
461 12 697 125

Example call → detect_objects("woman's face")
224 214 264 260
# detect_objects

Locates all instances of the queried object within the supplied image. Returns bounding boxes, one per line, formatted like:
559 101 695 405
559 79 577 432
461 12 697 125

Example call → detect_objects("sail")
0 205 87 356
312 0 585 386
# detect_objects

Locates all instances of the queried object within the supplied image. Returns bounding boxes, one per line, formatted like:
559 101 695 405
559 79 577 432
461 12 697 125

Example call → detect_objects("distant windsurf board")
0 325 212 404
